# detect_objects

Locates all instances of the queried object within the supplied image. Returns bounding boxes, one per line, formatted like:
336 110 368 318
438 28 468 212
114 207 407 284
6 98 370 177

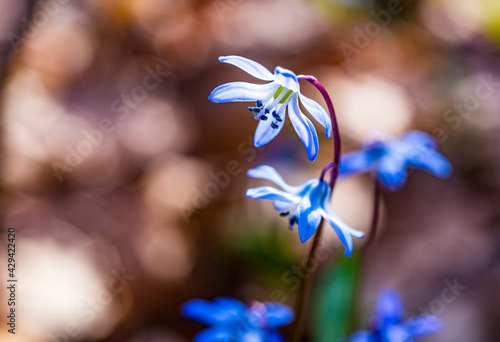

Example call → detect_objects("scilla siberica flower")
339 131 452 190
209 56 332 161
347 289 442 342
246 165 364 256
182 297 293 342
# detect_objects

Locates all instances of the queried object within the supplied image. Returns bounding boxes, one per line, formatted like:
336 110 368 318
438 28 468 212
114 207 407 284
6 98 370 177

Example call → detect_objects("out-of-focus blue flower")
209 55 331 160
347 289 442 342
246 165 364 256
340 131 452 190
182 297 293 342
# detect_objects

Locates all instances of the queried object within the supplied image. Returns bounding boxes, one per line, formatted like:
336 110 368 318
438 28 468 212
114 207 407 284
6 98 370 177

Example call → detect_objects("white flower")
209 56 332 160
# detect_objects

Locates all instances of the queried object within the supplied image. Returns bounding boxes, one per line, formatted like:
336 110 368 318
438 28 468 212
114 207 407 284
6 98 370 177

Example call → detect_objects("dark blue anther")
289 216 298 229
272 111 282 122
259 115 268 121
265 108 270 114
248 107 261 113
271 121 279 129
279 211 290 217
256 100 263 107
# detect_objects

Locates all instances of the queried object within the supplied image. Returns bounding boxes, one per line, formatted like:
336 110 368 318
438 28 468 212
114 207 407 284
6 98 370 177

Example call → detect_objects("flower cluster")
347 289 442 342
182 56 451 342
182 298 293 342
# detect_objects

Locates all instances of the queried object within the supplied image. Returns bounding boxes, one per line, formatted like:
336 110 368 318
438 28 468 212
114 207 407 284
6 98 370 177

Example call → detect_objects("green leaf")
312 253 362 342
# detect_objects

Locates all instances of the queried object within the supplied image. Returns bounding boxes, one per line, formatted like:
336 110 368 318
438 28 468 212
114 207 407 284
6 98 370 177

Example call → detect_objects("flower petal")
274 66 299 92
272 200 296 212
247 165 315 196
219 55 275 81
317 184 364 256
288 96 319 161
322 205 365 242
267 331 287 342
246 186 298 203
339 150 373 177
406 149 452 179
182 298 244 325
214 297 247 312
295 188 323 243
377 153 408 190
403 315 442 338
247 165 294 192
297 207 322 243
263 303 294 328
400 130 437 149
209 81 275 103
194 327 234 342
254 111 285 147
348 331 376 342
299 93 332 138
296 180 330 243
321 209 356 256
375 289 404 327
382 325 411 342
241 330 268 342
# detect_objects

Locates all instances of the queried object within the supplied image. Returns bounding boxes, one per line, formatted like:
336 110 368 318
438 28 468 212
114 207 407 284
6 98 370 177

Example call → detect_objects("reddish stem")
292 75 342 342
319 162 335 182
298 75 342 188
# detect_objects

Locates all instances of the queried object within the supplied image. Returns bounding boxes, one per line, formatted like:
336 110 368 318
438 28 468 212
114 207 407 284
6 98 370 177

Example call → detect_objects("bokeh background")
1 0 500 341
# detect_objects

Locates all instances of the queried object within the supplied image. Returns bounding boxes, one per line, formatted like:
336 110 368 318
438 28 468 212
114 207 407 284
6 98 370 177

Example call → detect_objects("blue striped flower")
182 297 293 342
246 165 364 256
209 55 331 161
340 131 452 190
347 289 442 342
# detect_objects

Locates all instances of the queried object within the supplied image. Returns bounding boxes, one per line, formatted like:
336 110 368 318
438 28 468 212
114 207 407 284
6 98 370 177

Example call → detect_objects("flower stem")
353 180 381 329
319 162 335 182
298 75 342 188
292 219 324 342
292 76 342 342
364 180 381 250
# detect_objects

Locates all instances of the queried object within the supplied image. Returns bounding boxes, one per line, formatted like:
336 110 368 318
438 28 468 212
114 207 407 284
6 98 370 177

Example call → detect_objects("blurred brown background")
0 0 500 341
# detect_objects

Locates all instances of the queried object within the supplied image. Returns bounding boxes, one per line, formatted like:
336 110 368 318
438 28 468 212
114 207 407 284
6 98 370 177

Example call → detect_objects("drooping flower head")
347 289 442 342
209 56 332 161
182 297 293 342
245 165 364 256
340 131 452 190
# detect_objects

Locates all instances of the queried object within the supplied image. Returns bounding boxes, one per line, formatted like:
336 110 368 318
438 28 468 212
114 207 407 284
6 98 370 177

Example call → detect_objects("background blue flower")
182 297 293 342
339 131 452 190
347 289 442 342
